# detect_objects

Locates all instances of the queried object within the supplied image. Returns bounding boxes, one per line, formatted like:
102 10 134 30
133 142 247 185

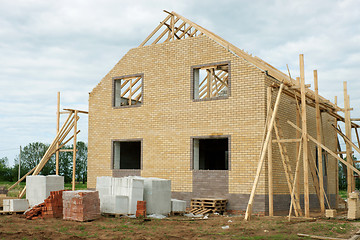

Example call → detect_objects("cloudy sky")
0 0 359 166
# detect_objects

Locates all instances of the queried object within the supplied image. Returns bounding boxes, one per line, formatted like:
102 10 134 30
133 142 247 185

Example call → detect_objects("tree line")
0 142 87 183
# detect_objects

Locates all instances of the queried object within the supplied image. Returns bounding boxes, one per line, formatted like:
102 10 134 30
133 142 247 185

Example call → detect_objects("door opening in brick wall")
193 63 229 100
114 75 143 107
113 141 141 169
193 137 229 170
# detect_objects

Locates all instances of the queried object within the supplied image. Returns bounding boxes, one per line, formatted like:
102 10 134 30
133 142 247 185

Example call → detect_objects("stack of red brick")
43 190 65 218
25 190 65 220
136 201 146 218
63 190 100 222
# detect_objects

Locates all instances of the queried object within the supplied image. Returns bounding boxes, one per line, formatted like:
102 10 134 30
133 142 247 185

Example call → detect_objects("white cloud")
0 0 360 164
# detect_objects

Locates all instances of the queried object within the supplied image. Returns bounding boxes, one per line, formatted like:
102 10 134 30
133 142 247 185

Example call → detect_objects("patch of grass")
58 226 69 233
339 190 347 199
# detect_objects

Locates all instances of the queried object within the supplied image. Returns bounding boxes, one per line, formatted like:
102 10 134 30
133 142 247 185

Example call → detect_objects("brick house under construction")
88 11 345 213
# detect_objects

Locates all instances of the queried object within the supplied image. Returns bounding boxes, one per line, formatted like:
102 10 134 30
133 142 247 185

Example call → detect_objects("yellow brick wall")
88 35 267 194
88 35 337 199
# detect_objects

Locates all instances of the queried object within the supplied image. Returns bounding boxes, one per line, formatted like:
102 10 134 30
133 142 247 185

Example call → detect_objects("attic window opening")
193 137 229 170
114 75 143 107
113 141 141 169
193 63 229 100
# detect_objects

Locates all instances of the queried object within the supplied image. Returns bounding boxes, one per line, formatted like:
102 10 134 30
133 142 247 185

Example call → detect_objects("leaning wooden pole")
300 54 310 217
72 110 78 191
267 87 274 217
334 96 339 208
244 84 284 221
344 81 354 195
314 70 325 213
295 77 301 205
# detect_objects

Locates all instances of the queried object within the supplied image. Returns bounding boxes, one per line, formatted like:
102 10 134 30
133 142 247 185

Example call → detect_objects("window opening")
193 64 229 100
113 141 141 169
114 75 143 107
193 137 229 170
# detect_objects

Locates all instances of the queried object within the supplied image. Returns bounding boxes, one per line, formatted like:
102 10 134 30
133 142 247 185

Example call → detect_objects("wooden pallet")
190 198 227 214
0 210 25 215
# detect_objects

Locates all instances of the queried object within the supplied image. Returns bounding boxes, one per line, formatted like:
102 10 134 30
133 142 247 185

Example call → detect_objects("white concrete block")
3 199 29 212
96 176 113 201
141 177 171 215
26 175 64 207
101 195 129 214
127 177 144 214
171 199 186 212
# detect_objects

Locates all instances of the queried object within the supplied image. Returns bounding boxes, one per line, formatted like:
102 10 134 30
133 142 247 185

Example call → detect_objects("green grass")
339 190 347 199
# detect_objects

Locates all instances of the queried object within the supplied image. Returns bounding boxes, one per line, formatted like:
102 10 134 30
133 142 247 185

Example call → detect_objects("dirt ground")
0 212 360 240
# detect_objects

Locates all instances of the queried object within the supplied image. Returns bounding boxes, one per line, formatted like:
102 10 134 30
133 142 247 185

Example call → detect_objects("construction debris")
25 202 45 220
325 209 337 218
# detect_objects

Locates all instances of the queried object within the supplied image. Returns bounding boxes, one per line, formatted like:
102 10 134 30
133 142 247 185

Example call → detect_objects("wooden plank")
273 120 302 216
314 70 325 214
140 13 171 46
8 166 36 191
56 92 60 175
272 139 301 143
287 120 360 176
351 118 360 121
295 78 301 205
72 110 78 191
355 128 360 149
63 109 88 114
267 87 273 217
344 81 354 194
300 54 309 218
244 84 284 221
289 136 303 218
332 125 360 157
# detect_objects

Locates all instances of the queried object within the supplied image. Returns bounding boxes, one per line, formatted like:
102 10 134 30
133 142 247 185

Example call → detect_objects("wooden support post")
314 70 325 213
334 96 339 208
244 84 284 221
295 77 301 205
267 87 273 217
288 120 360 175
72 110 78 191
300 54 310 217
289 137 303 219
56 92 60 175
344 81 354 195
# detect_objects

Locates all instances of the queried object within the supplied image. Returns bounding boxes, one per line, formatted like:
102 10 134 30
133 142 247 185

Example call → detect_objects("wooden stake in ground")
72 110 78 191
314 70 325 213
343 81 354 195
267 87 273 217
295 77 301 205
300 54 310 218
56 92 60 175
244 84 284 221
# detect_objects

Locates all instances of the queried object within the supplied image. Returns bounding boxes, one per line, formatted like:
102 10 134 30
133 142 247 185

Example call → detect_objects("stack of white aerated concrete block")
139 177 171 215
97 176 144 215
96 176 171 215
3 199 29 212
348 191 360 220
26 175 64 207
171 199 186 213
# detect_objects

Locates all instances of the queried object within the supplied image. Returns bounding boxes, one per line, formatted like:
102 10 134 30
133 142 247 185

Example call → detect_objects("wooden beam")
72 110 78 191
56 92 60 175
273 120 302 216
289 137 303 218
63 109 88 114
140 13 172 46
351 118 360 121
267 87 273 217
300 54 310 217
332 125 360 157
295 78 301 206
314 70 325 214
272 139 302 143
344 81 354 194
244 84 284 221
287 120 360 176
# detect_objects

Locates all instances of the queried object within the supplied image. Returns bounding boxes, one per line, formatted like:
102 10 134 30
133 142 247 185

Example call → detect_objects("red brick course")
136 201 146 218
